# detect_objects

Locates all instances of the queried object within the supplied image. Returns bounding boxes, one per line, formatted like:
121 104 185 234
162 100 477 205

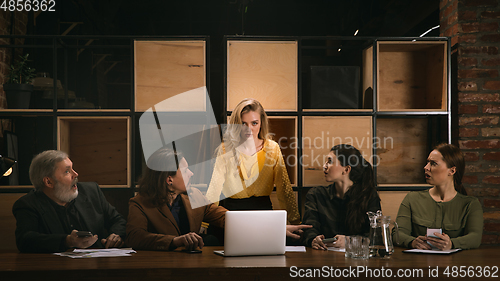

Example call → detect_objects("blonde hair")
217 98 271 156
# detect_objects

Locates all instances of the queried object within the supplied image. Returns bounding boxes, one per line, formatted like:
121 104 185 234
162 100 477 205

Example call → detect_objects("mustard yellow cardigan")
206 139 300 224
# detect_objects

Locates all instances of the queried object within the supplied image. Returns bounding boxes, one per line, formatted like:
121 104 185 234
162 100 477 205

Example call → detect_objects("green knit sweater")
393 190 483 249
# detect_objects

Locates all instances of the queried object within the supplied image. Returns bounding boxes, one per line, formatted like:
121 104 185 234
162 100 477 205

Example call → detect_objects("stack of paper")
54 248 137 258
403 248 462 255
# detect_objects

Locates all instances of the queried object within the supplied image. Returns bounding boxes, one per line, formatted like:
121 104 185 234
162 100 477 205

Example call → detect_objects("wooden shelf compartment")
134 40 206 112
57 116 130 187
300 37 373 109
300 39 374 111
376 118 429 185
268 116 297 186
302 116 373 187
376 41 447 111
227 40 298 111
306 66 363 110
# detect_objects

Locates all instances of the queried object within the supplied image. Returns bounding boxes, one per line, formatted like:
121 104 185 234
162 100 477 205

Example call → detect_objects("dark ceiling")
32 0 440 37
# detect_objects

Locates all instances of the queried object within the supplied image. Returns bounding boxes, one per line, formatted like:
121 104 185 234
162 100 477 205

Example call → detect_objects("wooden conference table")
1 246 499 280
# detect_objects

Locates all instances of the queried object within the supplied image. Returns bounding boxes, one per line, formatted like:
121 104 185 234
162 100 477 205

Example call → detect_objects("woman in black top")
302 144 381 250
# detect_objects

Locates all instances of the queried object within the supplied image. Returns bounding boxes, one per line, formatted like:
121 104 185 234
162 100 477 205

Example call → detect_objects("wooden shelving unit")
0 35 450 218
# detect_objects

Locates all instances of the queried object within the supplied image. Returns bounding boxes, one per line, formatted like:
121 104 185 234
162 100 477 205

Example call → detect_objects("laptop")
214 210 287 257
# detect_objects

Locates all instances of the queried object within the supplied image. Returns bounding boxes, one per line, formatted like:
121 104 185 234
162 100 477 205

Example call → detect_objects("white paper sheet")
327 247 346 252
286 246 306 252
54 248 137 258
403 248 462 254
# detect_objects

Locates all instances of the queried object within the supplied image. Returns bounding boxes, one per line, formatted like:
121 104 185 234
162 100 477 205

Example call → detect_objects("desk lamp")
0 155 17 178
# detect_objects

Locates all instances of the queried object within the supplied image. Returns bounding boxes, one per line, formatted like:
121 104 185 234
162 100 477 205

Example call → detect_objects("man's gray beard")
54 181 78 203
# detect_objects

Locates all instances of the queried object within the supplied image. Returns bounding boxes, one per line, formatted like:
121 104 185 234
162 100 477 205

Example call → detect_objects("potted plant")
3 54 36 109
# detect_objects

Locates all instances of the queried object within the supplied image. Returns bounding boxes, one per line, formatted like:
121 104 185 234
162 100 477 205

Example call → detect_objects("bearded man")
12 150 126 253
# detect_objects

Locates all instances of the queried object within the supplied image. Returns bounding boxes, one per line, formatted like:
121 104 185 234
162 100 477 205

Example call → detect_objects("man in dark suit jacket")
12 150 126 253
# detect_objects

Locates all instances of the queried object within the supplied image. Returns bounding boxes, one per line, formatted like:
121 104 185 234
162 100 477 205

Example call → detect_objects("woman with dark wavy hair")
302 144 381 250
394 143 483 250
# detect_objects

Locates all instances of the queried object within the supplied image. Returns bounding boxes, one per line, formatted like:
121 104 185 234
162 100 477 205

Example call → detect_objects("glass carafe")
367 210 398 258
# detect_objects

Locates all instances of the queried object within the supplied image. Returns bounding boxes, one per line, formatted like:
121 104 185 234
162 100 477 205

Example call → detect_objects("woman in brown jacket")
126 147 226 251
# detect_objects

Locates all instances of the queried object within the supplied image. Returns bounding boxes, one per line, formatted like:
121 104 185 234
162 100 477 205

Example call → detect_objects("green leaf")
7 53 36 84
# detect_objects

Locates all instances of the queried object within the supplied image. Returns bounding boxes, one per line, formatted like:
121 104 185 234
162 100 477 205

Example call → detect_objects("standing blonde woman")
206 98 300 224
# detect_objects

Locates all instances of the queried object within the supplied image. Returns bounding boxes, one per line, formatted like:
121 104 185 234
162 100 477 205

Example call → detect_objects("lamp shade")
0 155 17 177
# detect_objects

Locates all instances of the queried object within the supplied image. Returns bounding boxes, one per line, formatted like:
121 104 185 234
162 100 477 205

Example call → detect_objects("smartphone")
427 228 442 238
323 237 338 243
76 231 93 238
181 249 202 254
426 228 442 249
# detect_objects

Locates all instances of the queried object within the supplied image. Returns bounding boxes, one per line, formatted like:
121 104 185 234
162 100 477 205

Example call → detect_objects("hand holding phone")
323 237 338 243
76 231 93 238
426 228 442 238
426 228 442 249
67 230 98 249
